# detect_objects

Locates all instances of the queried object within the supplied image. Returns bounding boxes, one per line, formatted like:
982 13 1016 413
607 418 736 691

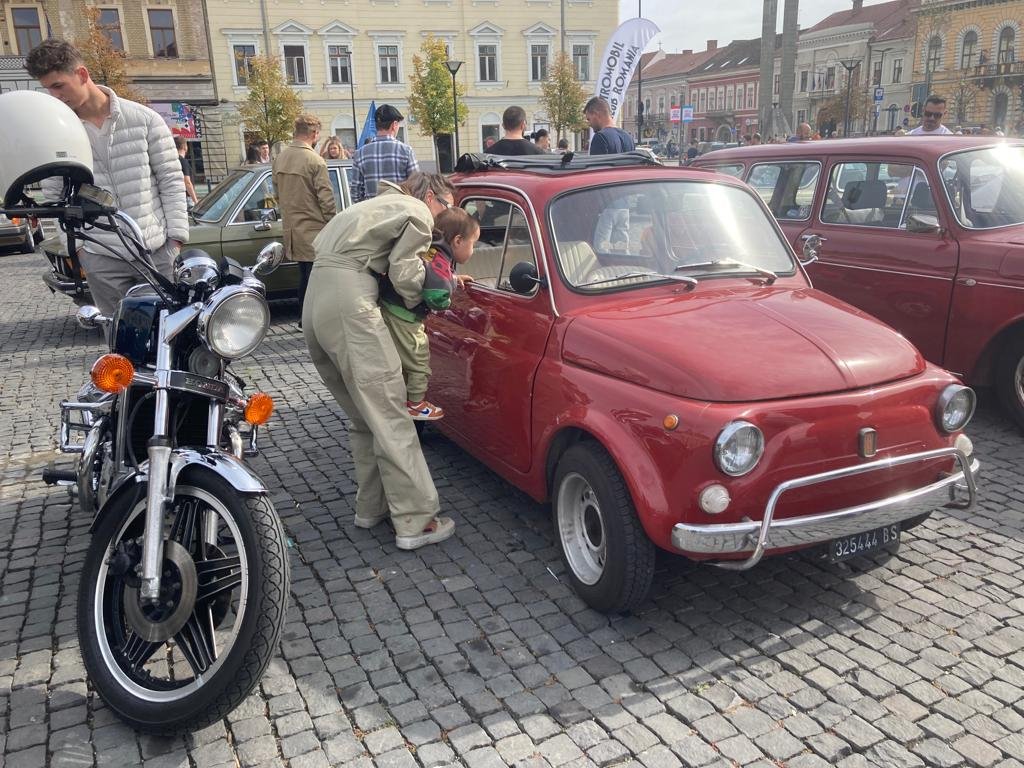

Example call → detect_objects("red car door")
800 158 958 366
426 197 554 474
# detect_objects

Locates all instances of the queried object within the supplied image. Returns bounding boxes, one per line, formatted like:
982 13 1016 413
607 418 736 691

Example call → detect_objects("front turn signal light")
90 354 135 393
244 392 274 425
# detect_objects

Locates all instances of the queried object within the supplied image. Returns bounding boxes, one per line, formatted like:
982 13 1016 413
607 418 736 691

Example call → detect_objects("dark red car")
425 153 978 612
693 138 1024 428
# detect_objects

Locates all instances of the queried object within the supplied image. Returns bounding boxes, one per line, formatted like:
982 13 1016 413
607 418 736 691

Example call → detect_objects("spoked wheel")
78 472 288 733
553 443 655 613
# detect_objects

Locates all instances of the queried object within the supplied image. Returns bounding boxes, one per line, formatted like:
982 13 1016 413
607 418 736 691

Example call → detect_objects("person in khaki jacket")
304 173 457 550
272 114 336 323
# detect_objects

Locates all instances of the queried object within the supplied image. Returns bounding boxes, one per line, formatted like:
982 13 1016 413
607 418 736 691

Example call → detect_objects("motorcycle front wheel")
78 472 289 733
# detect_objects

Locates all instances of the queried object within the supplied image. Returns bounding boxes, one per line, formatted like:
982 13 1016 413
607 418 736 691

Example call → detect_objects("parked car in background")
422 151 978 612
694 138 1024 428
39 160 353 303
0 212 41 255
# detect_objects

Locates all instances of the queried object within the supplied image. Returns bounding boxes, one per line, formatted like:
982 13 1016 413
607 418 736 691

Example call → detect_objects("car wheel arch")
970 316 1024 389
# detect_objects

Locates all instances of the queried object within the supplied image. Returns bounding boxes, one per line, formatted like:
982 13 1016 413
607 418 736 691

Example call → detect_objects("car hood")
561 285 925 402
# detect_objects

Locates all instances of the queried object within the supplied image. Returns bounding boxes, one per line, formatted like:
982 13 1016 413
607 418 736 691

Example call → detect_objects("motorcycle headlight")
714 420 764 477
198 286 270 359
936 384 975 433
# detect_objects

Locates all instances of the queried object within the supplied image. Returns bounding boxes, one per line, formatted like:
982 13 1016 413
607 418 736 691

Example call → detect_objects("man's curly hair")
25 39 84 79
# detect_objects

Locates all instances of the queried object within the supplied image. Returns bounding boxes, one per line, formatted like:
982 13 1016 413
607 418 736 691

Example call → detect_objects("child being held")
380 207 479 420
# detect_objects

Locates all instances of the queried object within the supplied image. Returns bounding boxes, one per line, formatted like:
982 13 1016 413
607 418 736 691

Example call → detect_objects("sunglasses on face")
924 110 944 119
435 195 453 209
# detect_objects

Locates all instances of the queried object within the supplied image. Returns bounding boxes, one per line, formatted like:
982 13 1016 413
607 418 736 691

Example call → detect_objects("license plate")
829 524 900 563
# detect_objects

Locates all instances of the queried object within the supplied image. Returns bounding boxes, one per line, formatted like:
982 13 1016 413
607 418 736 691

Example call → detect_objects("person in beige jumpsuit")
304 173 457 550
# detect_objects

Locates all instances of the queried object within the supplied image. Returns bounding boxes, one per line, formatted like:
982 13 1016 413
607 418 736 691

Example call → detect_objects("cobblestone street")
2 248 1024 768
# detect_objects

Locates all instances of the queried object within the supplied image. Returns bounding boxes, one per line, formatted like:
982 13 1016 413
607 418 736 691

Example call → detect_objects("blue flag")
358 100 377 147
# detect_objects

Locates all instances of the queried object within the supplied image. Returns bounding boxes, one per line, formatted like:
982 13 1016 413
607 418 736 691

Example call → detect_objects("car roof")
694 136 1022 163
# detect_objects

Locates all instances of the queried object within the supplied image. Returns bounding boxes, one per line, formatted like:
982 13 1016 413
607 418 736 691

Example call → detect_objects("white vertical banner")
594 18 661 121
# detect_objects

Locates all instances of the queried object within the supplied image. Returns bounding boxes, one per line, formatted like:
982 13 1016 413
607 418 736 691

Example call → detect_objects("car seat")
558 241 600 284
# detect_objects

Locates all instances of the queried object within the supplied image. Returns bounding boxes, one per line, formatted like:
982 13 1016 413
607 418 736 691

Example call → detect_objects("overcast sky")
616 0 883 54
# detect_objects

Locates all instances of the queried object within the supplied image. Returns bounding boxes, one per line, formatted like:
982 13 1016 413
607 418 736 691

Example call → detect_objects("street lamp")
444 60 463 161
839 58 860 138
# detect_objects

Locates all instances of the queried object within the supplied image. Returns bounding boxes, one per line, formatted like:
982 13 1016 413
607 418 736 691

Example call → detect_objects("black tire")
552 442 655 613
995 335 1024 430
78 472 289 734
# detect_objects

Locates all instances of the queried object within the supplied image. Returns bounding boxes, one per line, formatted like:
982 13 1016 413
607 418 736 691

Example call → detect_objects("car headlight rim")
936 384 976 434
198 286 270 360
714 420 765 477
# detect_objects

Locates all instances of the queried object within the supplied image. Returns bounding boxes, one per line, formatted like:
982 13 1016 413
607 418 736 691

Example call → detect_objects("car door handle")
253 222 272 232
799 234 827 242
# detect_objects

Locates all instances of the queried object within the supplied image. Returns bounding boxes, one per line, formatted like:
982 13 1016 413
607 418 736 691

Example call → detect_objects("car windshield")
192 170 255 222
549 180 796 291
939 144 1024 229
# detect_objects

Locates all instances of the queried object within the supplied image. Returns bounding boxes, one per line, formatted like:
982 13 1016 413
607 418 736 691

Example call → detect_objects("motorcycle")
2 182 290 733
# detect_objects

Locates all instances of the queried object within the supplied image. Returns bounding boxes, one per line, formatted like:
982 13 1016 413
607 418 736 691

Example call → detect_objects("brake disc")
123 539 198 643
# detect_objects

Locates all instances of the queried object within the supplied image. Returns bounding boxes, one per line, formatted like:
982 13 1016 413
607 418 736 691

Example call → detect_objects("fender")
90 448 266 532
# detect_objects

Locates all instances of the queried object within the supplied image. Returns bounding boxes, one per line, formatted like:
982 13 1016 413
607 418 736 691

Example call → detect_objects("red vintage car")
425 152 978 612
693 138 1024 428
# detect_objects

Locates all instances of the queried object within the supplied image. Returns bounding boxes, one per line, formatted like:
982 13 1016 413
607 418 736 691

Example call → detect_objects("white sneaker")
395 516 455 550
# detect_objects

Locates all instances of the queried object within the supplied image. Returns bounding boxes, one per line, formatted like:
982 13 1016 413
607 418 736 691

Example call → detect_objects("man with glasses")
909 95 953 135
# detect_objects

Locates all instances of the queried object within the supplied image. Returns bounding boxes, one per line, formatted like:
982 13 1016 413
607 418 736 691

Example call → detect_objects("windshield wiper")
674 259 777 285
577 271 698 290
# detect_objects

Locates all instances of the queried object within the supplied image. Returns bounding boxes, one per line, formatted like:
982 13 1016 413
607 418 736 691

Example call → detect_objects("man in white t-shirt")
909 95 953 135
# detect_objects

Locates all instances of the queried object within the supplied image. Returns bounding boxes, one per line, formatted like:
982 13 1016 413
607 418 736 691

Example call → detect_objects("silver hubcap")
557 472 606 586
1015 355 1024 407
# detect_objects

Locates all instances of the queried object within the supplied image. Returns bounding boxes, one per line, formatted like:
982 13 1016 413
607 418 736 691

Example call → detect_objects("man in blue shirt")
584 97 635 154
351 104 419 202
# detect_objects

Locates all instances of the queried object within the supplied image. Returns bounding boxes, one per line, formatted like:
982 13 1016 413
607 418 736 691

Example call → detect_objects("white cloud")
615 0 890 54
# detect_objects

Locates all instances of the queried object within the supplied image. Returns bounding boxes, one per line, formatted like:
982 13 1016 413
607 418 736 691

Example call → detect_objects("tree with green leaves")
238 55 303 149
407 36 467 151
539 52 588 141
77 6 145 103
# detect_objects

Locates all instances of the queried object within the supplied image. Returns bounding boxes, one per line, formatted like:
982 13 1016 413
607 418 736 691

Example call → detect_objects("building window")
98 9 124 51
994 91 1009 126
797 109 806 124
148 9 177 58
825 66 835 90
926 35 942 72
746 83 755 109
997 27 1016 64
233 44 256 86
773 73 780 95
799 70 808 92
478 44 497 81
12 7 42 54
872 60 883 85
531 44 549 81
961 30 978 69
572 44 590 80
699 90 707 113
328 45 351 84
892 57 903 83
379 44 399 83
726 87 734 110
284 45 307 85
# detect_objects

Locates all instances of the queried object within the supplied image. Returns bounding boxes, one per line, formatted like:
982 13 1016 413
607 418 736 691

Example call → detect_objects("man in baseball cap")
351 103 419 202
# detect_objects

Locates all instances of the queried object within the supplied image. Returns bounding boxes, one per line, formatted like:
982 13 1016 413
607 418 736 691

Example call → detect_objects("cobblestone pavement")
2 249 1024 768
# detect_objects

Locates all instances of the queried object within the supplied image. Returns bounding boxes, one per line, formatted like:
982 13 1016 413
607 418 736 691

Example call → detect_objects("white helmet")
0 90 93 206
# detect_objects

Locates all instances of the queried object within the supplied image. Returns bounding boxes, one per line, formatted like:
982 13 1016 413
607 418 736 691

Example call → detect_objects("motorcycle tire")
77 472 289 734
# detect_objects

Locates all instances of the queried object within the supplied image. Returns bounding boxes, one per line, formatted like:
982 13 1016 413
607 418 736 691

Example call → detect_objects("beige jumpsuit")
303 182 440 536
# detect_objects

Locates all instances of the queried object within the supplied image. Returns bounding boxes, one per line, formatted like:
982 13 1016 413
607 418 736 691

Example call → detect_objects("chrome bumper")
672 448 978 570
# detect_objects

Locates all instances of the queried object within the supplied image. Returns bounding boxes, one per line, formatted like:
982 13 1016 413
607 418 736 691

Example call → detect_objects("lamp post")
346 52 358 153
444 60 463 161
839 58 860 138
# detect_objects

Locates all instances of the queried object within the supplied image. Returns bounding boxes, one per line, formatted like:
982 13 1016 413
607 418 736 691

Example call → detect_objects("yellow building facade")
912 0 1023 131
204 0 619 169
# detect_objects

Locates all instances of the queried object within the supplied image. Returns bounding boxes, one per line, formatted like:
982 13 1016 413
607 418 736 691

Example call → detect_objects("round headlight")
936 384 975 433
714 420 765 477
198 286 270 359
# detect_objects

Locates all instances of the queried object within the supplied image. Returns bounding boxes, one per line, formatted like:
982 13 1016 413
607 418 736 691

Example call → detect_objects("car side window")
461 199 537 294
327 170 342 211
746 162 819 221
706 163 745 178
232 174 278 224
821 161 922 229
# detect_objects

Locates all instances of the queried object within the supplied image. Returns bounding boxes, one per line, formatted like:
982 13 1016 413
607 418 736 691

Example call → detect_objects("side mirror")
254 242 285 276
800 234 823 265
508 261 545 294
905 214 942 235
76 305 110 330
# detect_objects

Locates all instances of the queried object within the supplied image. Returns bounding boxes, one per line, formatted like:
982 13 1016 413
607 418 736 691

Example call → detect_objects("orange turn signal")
244 392 274 425
90 354 135 393
663 414 680 431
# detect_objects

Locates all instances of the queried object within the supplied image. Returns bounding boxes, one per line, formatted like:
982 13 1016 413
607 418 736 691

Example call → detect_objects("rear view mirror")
508 261 545 294
800 234 824 265
254 242 285 276
905 214 942 235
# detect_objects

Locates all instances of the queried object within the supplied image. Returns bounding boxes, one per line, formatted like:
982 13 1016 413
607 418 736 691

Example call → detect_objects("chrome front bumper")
672 447 978 570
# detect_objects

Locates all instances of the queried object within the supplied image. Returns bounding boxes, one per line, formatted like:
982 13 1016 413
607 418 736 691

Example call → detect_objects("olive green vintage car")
40 160 352 304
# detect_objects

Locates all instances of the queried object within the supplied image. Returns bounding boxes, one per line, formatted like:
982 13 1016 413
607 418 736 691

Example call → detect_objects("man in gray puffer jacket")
27 40 188 316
